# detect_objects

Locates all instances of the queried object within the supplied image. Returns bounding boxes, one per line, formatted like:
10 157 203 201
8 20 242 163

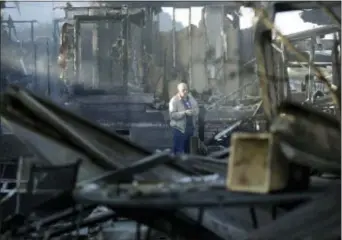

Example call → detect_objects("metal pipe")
188 7 193 89
172 7 176 68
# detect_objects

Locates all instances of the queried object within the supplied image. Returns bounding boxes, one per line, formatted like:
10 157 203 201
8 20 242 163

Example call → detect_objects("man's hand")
185 109 193 116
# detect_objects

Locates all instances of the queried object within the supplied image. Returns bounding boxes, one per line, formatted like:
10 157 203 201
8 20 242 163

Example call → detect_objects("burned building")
0 1 340 240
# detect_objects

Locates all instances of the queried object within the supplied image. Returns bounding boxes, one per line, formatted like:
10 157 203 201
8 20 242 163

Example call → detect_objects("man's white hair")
177 82 188 91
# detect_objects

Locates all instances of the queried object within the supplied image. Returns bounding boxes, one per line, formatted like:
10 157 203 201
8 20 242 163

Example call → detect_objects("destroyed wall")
176 25 207 93
240 27 254 64
96 22 123 90
74 7 253 99
149 6 244 98
205 6 257 97
79 10 187 94
80 21 145 91
148 25 208 96
204 7 241 96
129 23 144 90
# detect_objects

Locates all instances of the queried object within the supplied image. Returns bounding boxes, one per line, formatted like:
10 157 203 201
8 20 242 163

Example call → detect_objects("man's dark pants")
172 128 194 154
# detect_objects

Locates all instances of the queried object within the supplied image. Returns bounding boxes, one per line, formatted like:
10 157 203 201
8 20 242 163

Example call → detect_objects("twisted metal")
253 7 340 115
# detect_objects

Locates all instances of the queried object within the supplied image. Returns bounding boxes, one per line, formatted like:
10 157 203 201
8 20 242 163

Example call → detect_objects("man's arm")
169 97 186 120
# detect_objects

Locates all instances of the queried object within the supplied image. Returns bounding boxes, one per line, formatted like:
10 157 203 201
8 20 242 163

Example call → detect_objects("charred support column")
281 42 291 100
74 18 80 84
92 22 100 88
307 37 316 102
221 7 226 83
235 11 243 99
202 7 209 85
275 45 285 102
172 7 176 69
122 15 129 95
142 7 153 91
156 12 161 63
145 8 153 56
162 49 169 102
188 7 193 89
332 33 341 88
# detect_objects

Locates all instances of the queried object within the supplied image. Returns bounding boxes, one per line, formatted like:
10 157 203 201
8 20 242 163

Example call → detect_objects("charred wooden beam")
1 20 37 24
73 15 125 22
82 2 241 8
54 6 122 11
247 184 341 240
72 10 146 27
271 101 341 173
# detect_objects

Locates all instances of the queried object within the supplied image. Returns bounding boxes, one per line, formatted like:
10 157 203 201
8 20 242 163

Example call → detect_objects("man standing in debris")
169 82 199 154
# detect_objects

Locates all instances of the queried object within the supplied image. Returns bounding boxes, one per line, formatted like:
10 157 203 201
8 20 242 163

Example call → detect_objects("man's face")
178 85 188 98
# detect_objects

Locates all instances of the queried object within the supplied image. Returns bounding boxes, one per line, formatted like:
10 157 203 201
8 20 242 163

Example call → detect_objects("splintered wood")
227 133 288 193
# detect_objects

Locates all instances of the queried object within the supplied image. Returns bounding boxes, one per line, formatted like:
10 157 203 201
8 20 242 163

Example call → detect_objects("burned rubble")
0 1 340 240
